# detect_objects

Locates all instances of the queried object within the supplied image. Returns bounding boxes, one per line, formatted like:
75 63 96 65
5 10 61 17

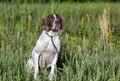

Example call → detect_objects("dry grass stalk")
99 8 110 49
82 36 88 50
28 14 31 32
80 17 84 26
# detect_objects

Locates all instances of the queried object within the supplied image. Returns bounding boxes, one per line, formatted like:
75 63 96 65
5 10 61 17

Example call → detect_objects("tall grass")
0 3 120 81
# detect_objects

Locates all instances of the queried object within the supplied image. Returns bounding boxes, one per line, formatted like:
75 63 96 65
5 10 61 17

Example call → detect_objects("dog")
26 14 63 80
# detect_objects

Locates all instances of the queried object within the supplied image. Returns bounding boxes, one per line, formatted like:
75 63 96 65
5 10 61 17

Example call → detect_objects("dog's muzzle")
52 29 58 32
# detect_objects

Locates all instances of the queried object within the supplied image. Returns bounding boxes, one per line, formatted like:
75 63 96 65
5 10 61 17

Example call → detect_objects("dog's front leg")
49 54 58 80
32 37 49 80
32 51 40 80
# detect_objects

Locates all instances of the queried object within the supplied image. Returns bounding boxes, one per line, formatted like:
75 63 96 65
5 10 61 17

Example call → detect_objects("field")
0 2 120 81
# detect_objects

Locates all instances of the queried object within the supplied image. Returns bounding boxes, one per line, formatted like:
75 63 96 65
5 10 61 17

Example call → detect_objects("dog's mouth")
52 29 58 32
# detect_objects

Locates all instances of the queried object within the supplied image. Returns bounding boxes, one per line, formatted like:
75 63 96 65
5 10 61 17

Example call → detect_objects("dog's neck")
44 30 58 37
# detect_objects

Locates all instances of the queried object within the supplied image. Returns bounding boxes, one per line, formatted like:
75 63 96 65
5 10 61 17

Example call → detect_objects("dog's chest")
45 37 59 54
46 42 55 53
40 37 60 68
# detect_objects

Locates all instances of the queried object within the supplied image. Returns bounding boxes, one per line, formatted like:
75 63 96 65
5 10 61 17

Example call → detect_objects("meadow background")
0 0 120 81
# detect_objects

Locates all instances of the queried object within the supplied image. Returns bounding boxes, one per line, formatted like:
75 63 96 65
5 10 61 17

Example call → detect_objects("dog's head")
42 14 63 32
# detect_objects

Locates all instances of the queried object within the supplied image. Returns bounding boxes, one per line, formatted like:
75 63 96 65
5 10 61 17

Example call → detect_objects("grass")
0 2 120 81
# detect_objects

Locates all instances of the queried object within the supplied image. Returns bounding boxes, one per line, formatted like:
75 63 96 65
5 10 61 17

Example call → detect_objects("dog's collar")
45 31 58 38
46 32 54 38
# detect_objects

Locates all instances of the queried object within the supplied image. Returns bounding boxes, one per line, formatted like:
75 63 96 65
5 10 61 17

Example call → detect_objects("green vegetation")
0 0 120 3
0 3 120 81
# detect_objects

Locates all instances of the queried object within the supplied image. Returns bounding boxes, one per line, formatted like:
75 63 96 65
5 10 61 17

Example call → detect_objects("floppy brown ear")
42 17 49 31
60 17 64 29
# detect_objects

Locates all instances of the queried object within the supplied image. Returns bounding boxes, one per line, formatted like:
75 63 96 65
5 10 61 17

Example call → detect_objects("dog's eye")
47 22 52 27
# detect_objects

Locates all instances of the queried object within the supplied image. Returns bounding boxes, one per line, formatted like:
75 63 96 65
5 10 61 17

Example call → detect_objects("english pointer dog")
26 14 63 80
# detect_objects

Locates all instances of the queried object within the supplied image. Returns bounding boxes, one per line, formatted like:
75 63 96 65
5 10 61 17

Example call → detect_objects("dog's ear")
42 17 49 31
60 17 64 29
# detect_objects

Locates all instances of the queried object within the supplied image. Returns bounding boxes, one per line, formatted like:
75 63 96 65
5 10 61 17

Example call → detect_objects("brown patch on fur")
42 14 54 31
55 14 64 29
42 14 64 31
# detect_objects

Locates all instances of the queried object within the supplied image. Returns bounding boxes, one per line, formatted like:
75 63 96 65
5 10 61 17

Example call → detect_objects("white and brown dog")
26 14 63 80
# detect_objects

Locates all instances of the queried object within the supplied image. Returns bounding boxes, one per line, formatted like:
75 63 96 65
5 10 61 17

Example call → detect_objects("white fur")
26 58 34 74
53 14 57 29
53 14 57 20
27 30 60 80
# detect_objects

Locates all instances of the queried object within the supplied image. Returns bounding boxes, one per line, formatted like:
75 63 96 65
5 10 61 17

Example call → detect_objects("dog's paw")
48 73 54 80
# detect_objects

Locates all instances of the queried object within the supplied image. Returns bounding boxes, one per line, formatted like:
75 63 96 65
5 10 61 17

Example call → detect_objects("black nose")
52 29 58 32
